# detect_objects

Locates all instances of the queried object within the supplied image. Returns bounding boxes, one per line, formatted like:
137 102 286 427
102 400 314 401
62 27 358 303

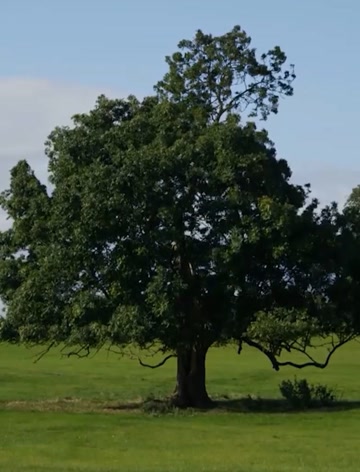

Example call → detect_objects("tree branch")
283 342 319 364
106 344 126 358
277 336 354 370
243 335 355 371
138 354 176 369
64 345 90 359
217 79 264 119
88 267 111 300
33 342 56 363
242 336 280 371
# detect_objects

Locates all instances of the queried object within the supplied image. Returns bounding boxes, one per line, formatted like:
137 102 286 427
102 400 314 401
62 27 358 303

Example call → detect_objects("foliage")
155 25 295 122
0 25 359 407
279 377 337 409
345 185 360 211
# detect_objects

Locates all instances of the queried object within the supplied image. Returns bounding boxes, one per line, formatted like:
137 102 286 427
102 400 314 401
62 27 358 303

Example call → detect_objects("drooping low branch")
33 342 102 363
106 344 127 358
276 336 354 370
138 354 176 369
33 342 56 363
242 337 280 371
242 335 356 371
64 345 91 359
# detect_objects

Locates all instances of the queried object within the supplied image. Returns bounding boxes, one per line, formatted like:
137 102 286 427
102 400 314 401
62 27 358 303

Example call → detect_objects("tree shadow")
101 396 360 414
213 396 360 414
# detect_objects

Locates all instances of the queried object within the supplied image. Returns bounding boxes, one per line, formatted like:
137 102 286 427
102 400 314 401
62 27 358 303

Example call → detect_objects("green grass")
0 341 360 471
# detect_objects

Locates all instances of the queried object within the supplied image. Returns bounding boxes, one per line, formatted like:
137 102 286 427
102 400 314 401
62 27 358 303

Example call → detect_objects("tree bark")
172 345 213 408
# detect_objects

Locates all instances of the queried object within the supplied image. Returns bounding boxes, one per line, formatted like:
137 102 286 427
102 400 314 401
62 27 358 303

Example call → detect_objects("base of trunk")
171 390 214 409
172 346 213 409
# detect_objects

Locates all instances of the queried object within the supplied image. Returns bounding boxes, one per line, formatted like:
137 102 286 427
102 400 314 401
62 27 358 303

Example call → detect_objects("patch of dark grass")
106 394 360 415
214 395 360 413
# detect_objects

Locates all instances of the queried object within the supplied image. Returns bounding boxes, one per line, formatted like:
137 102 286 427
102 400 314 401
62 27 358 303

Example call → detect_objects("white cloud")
0 77 121 230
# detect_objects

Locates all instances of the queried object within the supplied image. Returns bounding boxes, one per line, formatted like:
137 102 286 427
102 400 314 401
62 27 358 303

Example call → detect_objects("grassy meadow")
0 341 359 471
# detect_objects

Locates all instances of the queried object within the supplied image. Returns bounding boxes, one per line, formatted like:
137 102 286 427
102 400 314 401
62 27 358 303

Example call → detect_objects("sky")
0 0 359 232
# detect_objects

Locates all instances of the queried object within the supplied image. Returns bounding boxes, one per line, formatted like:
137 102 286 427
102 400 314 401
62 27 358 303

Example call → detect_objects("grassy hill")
0 341 359 471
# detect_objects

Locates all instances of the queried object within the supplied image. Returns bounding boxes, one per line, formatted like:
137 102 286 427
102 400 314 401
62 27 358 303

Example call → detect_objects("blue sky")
0 0 359 228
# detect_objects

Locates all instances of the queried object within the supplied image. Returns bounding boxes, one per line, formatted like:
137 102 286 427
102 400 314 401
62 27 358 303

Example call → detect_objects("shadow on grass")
212 397 360 414
103 396 360 414
3 396 360 415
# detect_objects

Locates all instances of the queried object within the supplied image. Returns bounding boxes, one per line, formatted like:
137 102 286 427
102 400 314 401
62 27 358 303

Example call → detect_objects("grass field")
0 341 359 471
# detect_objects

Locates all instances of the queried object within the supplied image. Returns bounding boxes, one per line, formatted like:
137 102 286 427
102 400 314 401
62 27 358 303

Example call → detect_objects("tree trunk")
172 346 213 408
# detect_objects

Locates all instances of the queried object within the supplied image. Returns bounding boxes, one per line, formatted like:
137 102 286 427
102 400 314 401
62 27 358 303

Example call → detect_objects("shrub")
311 383 337 406
279 377 337 409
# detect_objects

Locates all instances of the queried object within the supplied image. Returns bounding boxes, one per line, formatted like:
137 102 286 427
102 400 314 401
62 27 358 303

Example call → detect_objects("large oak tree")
0 26 358 407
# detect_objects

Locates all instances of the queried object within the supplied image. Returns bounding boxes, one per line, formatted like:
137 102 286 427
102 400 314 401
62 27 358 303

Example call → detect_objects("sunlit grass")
0 341 359 471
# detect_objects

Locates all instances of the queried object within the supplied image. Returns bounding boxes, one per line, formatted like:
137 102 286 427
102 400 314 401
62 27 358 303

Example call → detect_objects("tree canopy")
1 26 359 408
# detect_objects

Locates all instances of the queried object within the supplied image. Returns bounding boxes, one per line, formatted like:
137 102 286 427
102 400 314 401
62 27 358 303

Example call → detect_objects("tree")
0 26 358 408
345 185 360 212
331 187 360 336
